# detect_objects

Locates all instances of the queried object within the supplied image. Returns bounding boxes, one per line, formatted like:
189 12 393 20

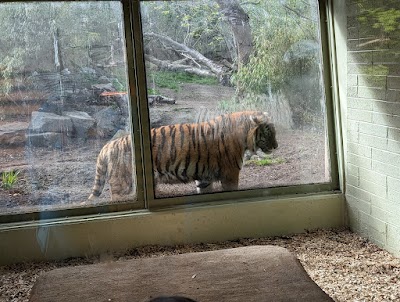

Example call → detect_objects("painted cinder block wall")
344 0 400 255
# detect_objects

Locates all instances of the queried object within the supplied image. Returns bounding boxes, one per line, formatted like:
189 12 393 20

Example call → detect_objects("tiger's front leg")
195 180 213 194
220 172 240 192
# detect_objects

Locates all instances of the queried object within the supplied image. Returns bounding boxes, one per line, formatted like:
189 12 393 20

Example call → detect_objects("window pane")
0 2 136 215
141 0 331 198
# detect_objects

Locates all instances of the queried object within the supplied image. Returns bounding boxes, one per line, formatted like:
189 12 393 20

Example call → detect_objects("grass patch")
246 156 285 166
147 71 218 93
1 170 20 190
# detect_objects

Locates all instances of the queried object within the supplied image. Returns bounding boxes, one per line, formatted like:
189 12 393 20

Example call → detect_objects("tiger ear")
250 112 269 124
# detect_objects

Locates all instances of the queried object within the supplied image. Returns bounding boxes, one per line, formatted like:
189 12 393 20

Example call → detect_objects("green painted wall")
0 194 344 265
335 0 400 256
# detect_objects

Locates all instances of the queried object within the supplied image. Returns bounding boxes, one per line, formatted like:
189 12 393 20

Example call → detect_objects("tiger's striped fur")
88 111 277 201
89 134 135 202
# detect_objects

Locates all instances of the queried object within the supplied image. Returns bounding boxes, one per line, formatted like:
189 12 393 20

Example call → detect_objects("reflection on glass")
0 2 135 215
141 0 331 198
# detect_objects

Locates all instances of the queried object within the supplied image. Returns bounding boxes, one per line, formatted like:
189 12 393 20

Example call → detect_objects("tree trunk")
215 0 253 69
53 27 64 72
215 0 253 97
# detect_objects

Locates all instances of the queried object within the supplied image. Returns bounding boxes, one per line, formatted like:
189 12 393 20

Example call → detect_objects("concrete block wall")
345 0 400 255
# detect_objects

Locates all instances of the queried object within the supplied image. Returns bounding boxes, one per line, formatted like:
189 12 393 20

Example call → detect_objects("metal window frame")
135 0 340 209
0 0 340 223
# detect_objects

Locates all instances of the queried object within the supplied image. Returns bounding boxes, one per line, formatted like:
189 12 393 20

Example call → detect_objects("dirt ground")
0 83 330 214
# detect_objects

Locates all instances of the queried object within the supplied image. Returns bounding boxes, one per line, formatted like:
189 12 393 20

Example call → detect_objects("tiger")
88 111 278 201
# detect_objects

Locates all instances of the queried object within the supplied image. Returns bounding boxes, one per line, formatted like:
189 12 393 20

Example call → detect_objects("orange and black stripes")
89 111 278 200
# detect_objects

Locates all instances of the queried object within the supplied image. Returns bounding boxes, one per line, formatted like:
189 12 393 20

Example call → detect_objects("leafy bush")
217 94 262 113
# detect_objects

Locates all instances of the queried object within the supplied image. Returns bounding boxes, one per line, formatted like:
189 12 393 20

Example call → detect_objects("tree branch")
281 4 317 22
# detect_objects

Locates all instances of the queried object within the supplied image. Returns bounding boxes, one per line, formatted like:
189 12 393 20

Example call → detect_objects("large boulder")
93 107 124 138
64 111 95 139
0 122 29 146
91 83 115 96
27 110 96 147
27 132 66 149
29 111 74 135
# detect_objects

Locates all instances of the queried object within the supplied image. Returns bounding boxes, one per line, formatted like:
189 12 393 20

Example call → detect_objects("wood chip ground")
1 228 399 302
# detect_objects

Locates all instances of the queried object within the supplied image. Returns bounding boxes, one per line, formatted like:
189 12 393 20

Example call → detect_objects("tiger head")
256 122 278 154
249 112 278 154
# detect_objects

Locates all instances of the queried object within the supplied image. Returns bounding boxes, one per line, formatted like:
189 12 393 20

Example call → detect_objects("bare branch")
180 52 202 68
281 4 317 22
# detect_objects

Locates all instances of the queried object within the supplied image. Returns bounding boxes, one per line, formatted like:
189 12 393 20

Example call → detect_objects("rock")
98 76 110 84
81 67 96 74
38 96 63 115
64 111 95 139
91 83 115 96
60 68 71 75
93 107 123 138
256 150 268 158
0 122 29 146
27 132 66 149
244 150 253 161
29 111 74 136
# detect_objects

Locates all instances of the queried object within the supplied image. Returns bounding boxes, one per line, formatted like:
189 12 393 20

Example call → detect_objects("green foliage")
142 1 226 58
358 1 400 33
112 78 125 92
235 28 291 93
147 88 158 95
0 2 125 91
246 156 285 166
373 8 400 32
1 170 20 190
234 0 320 94
148 71 217 92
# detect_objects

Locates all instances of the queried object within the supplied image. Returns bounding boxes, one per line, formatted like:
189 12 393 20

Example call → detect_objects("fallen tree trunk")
145 54 217 78
144 32 225 77
148 95 176 106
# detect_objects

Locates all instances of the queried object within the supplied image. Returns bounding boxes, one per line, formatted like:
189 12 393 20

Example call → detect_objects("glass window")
0 0 338 219
0 1 137 216
141 0 335 199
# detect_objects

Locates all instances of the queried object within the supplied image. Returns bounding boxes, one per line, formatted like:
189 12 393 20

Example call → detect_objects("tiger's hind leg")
109 175 135 202
195 180 213 194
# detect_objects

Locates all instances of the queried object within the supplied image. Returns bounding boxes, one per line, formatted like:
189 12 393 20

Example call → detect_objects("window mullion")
128 0 155 207
318 0 340 191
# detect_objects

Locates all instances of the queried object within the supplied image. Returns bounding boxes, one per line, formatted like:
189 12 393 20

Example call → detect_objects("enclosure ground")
1 228 399 302
1 82 329 214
